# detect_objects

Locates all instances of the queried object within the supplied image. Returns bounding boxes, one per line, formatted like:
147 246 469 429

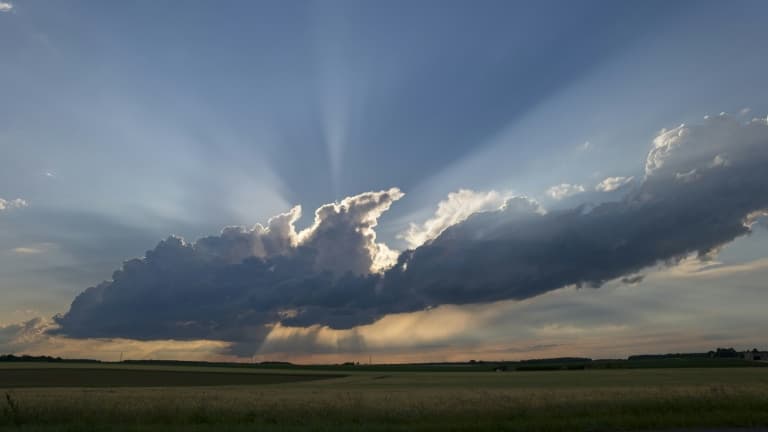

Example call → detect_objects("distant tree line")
0 354 100 363
123 359 293 368
519 357 592 364
709 348 740 358
627 347 756 361
2 347 763 367
629 353 710 360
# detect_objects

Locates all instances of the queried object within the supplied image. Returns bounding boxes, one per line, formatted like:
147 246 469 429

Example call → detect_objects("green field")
0 367 341 388
2 363 768 431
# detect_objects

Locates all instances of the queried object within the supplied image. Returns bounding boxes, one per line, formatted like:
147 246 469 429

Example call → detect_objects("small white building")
744 351 768 361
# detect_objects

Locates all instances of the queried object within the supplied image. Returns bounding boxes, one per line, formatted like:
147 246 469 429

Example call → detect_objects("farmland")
2 362 768 431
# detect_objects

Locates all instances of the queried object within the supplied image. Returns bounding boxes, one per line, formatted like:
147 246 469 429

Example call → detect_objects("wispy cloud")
12 247 44 255
657 256 768 280
0 2 13 12
11 243 57 255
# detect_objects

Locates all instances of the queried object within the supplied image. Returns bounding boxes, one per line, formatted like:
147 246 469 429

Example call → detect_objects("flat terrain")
0 367 342 387
2 363 768 431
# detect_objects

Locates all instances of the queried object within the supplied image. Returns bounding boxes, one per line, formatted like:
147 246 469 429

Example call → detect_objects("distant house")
744 350 768 361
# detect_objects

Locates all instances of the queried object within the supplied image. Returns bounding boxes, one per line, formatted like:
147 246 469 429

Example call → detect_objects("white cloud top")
297 188 405 274
546 183 585 200
196 188 405 274
645 113 768 179
400 189 510 249
595 176 634 192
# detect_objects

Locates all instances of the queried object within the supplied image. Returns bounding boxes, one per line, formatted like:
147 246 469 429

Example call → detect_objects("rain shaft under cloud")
53 115 768 351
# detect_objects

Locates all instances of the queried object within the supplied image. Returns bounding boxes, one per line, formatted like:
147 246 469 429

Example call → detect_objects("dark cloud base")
52 116 768 353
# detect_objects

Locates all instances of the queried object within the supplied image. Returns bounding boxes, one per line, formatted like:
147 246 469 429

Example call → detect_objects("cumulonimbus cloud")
52 189 404 340
52 114 768 354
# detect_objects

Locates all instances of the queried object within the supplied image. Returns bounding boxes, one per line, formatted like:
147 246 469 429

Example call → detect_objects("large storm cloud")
52 188 402 340
53 114 768 350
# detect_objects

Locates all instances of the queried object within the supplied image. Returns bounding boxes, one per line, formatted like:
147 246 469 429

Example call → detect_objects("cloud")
52 189 403 341
400 189 509 249
546 183 585 200
12 247 44 255
247 250 768 362
0 198 28 212
644 114 765 179
383 114 768 310
297 187 404 275
656 256 768 280
0 2 12 12
179 187 403 274
194 206 302 264
13 247 768 362
595 176 634 192
10 242 58 255
0 317 228 361
0 318 51 353
620 274 645 285
52 114 768 355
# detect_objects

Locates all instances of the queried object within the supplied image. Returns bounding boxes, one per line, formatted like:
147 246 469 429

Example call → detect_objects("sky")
2 0 768 363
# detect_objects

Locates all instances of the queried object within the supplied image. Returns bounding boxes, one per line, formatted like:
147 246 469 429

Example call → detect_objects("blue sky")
2 0 768 361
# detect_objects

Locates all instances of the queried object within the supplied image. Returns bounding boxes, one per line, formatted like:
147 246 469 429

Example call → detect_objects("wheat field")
2 364 768 431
